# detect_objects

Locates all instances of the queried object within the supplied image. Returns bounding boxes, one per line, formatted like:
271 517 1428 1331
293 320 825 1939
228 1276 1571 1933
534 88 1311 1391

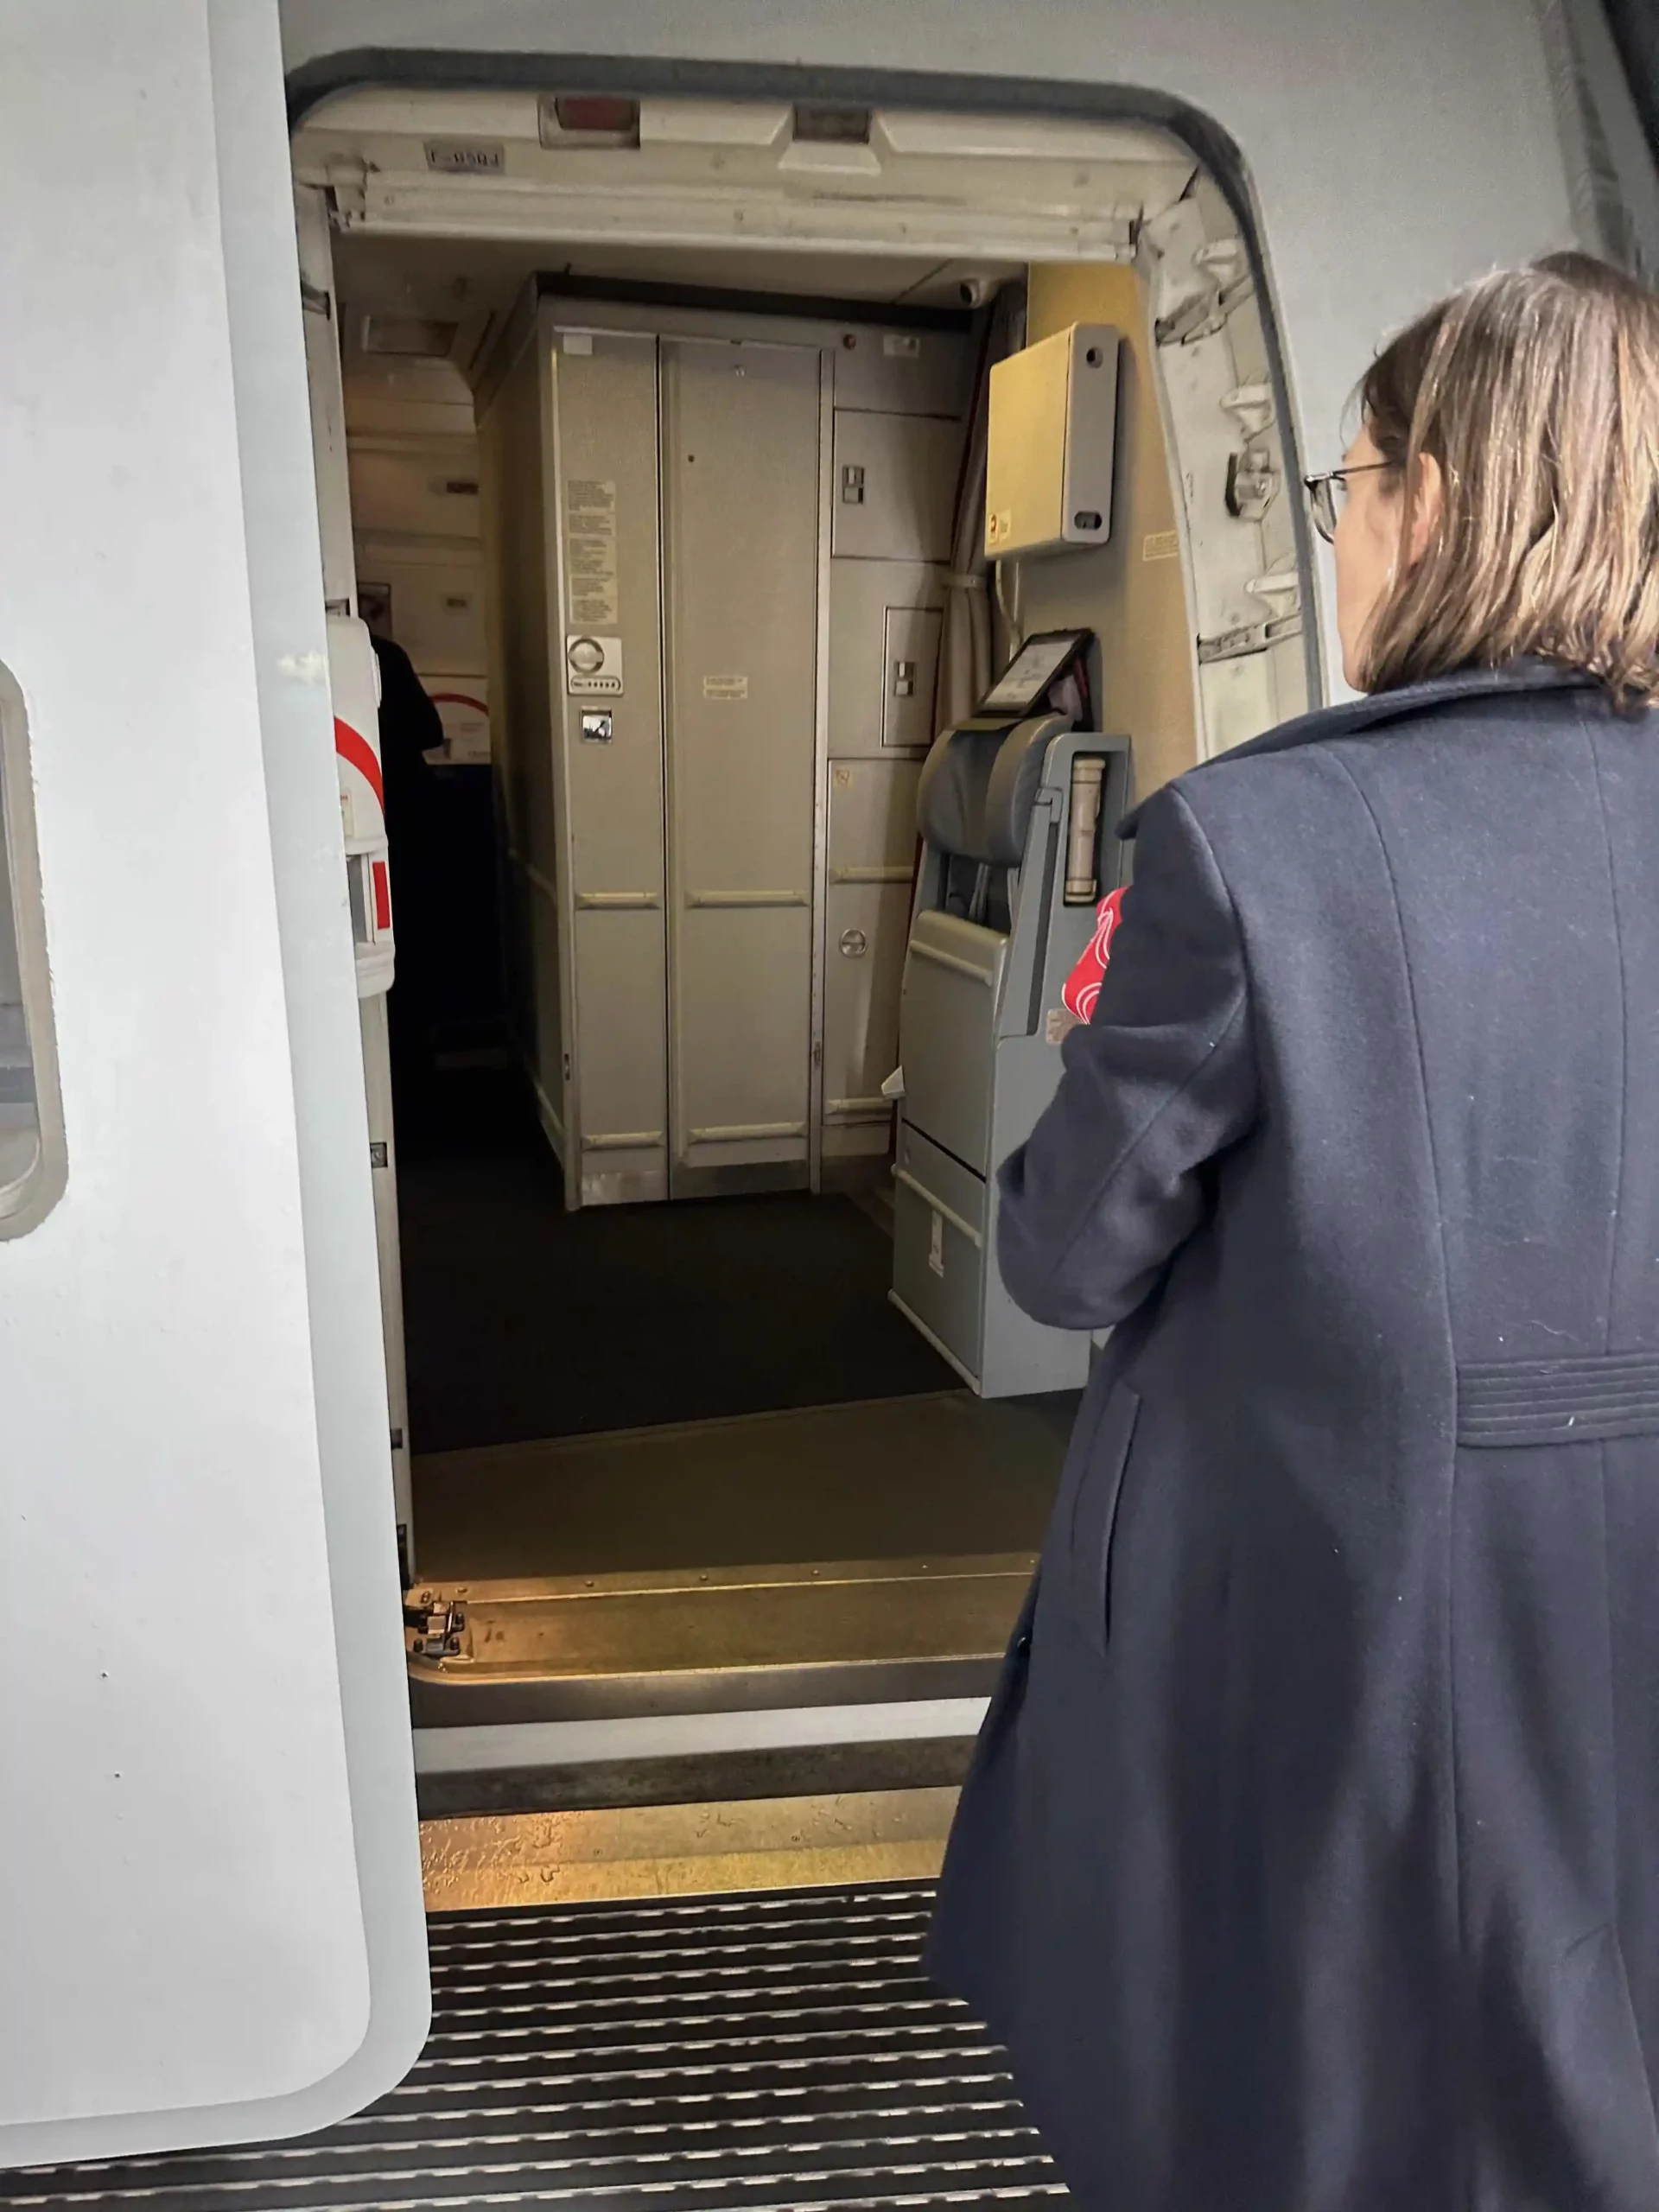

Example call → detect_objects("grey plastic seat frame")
891 710 1131 1397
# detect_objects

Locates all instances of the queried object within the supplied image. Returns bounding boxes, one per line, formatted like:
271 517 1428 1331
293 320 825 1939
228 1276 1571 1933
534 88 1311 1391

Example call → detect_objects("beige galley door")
550 329 671 1207
661 339 823 1196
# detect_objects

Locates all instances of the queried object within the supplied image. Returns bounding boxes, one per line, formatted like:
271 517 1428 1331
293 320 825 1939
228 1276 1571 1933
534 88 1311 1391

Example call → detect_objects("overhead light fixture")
539 94 641 149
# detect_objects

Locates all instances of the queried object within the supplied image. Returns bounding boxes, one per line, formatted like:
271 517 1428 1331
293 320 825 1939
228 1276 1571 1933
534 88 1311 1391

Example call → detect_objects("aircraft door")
0 0 428 2170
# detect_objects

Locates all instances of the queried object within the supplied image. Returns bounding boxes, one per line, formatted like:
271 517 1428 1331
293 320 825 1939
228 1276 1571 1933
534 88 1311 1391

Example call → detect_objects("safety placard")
564 478 619 627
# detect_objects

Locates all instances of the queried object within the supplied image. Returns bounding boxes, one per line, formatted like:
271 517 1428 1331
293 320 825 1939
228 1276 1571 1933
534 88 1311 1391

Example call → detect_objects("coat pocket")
968 1570 1041 1771
1050 1381 1141 1658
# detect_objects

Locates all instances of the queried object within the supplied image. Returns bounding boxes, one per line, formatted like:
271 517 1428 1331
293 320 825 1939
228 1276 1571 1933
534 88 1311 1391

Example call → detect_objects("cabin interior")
284 92 1306 1787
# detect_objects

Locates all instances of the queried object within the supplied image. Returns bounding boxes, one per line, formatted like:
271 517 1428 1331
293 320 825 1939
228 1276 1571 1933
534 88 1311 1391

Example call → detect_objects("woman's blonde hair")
1357 251 1659 702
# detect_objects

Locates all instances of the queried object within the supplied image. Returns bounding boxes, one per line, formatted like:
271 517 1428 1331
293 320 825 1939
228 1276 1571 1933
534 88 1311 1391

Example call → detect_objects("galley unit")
478 280 969 1210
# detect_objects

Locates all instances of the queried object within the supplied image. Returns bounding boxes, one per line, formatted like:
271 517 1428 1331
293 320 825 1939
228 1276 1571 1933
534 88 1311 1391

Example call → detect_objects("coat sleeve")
996 781 1257 1331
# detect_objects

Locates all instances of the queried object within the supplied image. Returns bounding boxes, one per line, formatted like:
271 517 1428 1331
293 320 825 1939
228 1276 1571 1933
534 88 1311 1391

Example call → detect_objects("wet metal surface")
420 1787 960 1910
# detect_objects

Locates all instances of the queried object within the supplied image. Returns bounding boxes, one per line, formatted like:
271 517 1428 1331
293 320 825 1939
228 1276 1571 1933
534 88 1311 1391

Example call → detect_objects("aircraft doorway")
351 260 1076 1787
291 89 1308 1807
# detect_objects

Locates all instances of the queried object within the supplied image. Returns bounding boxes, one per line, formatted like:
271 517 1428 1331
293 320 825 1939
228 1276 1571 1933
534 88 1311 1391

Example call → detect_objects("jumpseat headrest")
914 716 1061 867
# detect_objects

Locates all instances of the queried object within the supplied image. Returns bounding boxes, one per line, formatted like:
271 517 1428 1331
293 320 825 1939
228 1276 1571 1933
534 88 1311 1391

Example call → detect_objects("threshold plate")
409 1551 1035 1724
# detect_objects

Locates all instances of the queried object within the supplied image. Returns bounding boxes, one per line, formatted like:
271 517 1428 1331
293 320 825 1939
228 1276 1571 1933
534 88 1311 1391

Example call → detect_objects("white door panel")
0 0 426 2169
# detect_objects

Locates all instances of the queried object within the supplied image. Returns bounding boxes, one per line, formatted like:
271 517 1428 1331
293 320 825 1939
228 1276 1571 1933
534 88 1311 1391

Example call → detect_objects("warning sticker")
1142 530 1179 563
702 674 750 702
564 479 619 627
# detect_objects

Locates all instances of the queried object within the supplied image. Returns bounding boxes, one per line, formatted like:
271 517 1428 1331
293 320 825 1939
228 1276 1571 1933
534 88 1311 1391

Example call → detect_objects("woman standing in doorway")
929 253 1659 2212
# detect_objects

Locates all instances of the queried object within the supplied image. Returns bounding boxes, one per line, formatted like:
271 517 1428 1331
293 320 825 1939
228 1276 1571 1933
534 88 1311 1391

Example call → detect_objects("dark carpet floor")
394 1058 957 1456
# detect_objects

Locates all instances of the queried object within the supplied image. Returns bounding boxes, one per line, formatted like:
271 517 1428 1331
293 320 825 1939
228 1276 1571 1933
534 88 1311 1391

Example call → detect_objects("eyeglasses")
1303 462 1390 544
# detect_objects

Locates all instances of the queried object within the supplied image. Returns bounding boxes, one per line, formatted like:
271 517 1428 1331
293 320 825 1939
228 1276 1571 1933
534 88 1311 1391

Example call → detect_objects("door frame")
286 48 1325 718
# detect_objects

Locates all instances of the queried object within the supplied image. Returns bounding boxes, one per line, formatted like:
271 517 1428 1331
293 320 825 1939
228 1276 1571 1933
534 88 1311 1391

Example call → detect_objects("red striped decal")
334 717 385 815
429 692 489 717
372 861 392 932
1062 886 1128 1025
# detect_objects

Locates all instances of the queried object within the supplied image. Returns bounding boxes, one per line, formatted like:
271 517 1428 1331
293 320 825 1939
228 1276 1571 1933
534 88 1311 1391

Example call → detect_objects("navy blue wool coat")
928 663 1659 2212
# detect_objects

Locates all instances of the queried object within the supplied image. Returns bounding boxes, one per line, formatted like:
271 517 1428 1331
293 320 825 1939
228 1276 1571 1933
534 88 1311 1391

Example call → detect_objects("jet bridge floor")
3 1880 1067 2210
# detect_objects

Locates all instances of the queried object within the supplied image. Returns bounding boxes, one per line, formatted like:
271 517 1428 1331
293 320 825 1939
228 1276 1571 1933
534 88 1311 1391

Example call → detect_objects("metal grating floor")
3 1881 1067 2209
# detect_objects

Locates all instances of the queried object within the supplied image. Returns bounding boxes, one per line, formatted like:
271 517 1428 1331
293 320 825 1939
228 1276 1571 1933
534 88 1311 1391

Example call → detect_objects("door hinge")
1154 238 1255 347
300 278 332 321
404 1592 468 1660
1197 611 1304 664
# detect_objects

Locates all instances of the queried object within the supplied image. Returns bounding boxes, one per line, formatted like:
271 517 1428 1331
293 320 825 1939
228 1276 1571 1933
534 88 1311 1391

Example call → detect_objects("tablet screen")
978 631 1090 716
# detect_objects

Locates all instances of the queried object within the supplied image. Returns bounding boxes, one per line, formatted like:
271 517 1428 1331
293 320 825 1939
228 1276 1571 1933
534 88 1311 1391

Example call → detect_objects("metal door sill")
408 1549 1030 1726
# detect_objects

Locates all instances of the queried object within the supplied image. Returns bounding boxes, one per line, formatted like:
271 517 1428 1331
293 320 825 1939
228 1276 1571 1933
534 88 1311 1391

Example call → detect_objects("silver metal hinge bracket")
1198 610 1305 664
406 1594 469 1661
